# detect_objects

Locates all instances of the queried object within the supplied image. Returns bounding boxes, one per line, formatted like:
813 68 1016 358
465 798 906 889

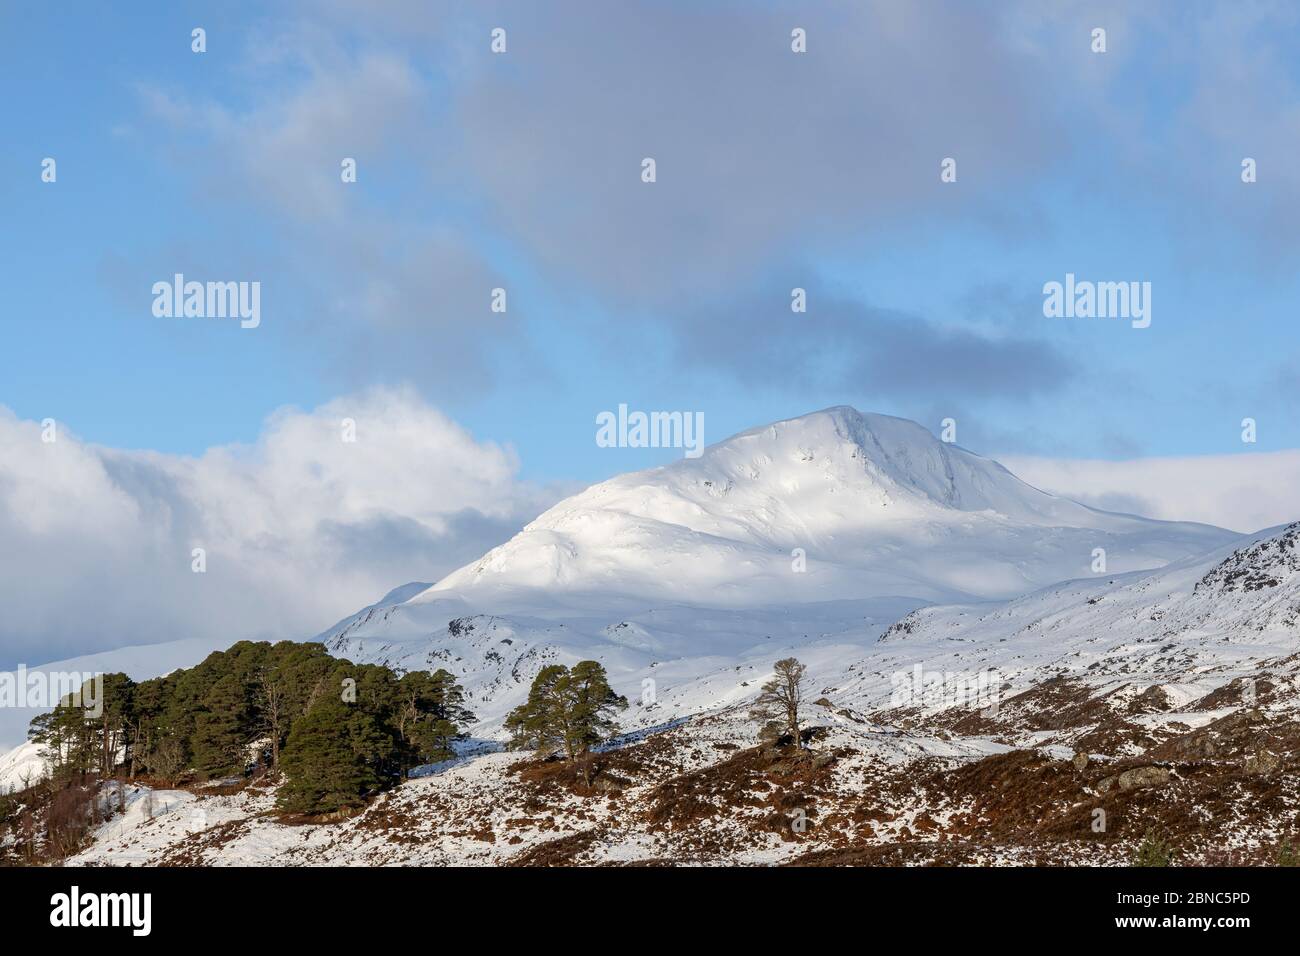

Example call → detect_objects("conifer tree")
396 669 476 769
190 672 251 778
505 661 627 760
20 639 463 811
565 660 628 755
279 694 384 814
504 665 569 756
95 673 136 778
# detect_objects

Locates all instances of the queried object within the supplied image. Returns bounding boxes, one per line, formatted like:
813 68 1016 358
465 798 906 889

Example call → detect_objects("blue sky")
3 1 1300 664
3 0 1298 485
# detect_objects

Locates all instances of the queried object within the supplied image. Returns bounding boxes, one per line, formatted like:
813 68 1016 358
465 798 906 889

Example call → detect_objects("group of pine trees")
28 640 474 815
28 641 803 818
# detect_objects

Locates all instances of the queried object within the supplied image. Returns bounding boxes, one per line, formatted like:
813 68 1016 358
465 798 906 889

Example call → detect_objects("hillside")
14 526 1296 868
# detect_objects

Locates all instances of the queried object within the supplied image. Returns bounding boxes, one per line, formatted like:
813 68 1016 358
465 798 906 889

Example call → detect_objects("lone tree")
505 661 628 760
749 657 808 748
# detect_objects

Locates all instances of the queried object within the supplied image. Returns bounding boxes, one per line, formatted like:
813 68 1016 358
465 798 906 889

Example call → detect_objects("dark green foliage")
26 640 474 815
191 673 251 778
504 665 567 756
396 668 476 769
278 695 383 815
94 673 137 778
28 673 132 783
1132 829 1175 867
504 660 627 759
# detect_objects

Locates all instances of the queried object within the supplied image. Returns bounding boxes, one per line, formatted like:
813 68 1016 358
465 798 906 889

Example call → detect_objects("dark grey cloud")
437 0 1060 304
679 288 1075 402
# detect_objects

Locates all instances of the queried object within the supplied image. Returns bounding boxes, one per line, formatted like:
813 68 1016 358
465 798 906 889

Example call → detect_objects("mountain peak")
721 405 934 448
416 408 1237 608
679 405 1033 518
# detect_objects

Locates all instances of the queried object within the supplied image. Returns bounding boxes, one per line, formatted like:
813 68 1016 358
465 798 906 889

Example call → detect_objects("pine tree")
130 677 169 780
505 661 627 760
396 669 476 769
749 657 807 748
505 665 569 757
29 678 101 781
279 694 384 814
429 668 474 726
254 664 287 770
564 660 628 756
190 673 251 779
19 639 455 811
95 673 136 779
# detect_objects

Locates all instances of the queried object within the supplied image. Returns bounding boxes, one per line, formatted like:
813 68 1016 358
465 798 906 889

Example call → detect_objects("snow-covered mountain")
0 406 1246 779
429 407 1230 606
320 407 1238 733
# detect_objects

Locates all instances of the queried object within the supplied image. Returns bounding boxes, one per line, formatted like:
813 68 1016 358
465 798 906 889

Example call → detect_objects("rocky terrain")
30 689 1297 867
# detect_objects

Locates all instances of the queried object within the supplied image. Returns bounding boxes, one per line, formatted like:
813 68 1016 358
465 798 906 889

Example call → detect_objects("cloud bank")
1002 451 1300 534
0 388 556 667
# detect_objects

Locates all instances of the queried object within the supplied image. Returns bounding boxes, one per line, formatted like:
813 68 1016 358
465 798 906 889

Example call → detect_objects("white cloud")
0 388 556 666
1001 451 1300 534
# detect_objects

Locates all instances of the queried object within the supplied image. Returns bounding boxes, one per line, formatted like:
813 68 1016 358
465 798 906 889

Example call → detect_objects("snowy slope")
821 522 1300 735
66 706 1021 867
14 412 1300 868
0 740 46 794
427 407 1231 606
